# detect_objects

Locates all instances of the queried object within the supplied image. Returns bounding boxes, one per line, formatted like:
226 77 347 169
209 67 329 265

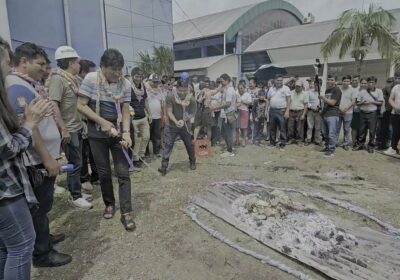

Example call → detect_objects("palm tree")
321 4 399 76
394 47 400 72
137 51 155 78
153 46 173 77
137 46 173 78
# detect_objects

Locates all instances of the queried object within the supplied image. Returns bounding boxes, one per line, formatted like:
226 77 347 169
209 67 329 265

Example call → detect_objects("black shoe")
50 233 65 245
190 162 196 170
368 147 374 153
133 161 142 168
158 167 167 176
343 146 350 151
352 145 363 151
320 147 328 153
33 250 72 267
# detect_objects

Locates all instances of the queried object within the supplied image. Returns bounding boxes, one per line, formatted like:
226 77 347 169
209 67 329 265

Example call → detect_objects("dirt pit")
32 142 400 280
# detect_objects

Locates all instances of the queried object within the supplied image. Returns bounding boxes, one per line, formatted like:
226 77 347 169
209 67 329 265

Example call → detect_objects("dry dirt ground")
32 142 400 280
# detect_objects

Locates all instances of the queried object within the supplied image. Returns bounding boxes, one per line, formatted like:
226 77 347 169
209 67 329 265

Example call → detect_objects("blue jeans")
338 113 353 147
0 196 35 280
62 131 83 199
323 116 339 153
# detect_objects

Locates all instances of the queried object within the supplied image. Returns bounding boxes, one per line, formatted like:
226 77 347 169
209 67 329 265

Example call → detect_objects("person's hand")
121 132 132 148
176 120 185 128
100 120 115 134
43 157 61 177
284 111 289 119
300 115 305 121
24 99 52 128
61 129 71 144
109 127 119 138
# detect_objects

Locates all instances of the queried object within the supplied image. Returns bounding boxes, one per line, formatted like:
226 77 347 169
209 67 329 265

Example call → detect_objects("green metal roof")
225 0 304 41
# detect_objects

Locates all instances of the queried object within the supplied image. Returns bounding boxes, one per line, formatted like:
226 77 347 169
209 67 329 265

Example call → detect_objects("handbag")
26 165 45 188
226 110 238 124
24 153 44 188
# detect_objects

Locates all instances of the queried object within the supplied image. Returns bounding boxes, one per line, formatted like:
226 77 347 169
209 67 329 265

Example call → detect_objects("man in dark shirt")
320 75 342 157
376 77 394 150
158 80 196 176
130 67 151 166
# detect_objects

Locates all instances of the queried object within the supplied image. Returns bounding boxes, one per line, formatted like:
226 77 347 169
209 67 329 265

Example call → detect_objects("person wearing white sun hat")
47 46 93 210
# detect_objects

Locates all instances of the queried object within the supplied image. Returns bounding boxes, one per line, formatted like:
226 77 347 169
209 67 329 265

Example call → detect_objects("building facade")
173 0 304 80
0 0 173 74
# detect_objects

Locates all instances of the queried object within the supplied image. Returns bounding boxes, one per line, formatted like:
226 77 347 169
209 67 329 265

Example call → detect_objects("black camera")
315 58 322 69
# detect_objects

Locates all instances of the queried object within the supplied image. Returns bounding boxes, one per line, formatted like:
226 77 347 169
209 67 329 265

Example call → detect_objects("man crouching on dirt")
158 80 197 176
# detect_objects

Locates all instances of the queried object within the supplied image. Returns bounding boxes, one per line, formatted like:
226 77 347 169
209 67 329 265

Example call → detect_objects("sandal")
103 206 115 219
121 213 136 232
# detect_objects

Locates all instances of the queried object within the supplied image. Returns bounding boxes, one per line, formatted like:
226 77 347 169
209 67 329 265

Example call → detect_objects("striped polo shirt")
79 71 131 138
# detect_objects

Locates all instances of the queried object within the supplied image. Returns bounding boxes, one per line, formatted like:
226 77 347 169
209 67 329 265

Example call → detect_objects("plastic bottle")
40 164 74 176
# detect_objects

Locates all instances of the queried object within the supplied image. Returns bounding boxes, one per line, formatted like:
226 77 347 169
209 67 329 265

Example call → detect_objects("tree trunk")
356 59 364 77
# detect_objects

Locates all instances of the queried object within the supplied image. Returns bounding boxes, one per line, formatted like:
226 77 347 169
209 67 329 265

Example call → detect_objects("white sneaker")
69 196 92 210
54 184 66 194
221 152 235 158
81 182 93 191
82 193 93 202
384 147 397 155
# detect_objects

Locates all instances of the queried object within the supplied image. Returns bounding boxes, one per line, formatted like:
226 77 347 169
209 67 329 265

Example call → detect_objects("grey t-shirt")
339 87 358 114
165 93 196 127
358 89 383 112
221 86 237 117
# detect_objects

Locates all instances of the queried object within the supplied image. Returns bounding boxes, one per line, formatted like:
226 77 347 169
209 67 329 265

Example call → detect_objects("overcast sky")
173 0 400 23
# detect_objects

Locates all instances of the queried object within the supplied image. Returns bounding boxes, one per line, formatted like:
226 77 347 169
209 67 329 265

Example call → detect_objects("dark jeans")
62 131 83 199
161 125 195 169
89 137 132 214
221 119 234 153
211 111 221 145
391 114 400 151
269 109 287 146
288 110 305 141
358 111 378 148
253 118 265 143
376 111 392 149
80 138 98 184
0 196 35 279
146 119 162 155
31 175 56 259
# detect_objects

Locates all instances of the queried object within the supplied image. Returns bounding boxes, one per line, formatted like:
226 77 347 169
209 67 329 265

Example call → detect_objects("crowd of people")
1 35 400 279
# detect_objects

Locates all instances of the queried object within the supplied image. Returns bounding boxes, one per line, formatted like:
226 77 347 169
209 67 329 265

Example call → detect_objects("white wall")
207 54 238 80
0 0 11 44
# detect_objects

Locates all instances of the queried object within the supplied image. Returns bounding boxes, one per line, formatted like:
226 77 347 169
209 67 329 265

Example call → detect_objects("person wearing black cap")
158 80 197 175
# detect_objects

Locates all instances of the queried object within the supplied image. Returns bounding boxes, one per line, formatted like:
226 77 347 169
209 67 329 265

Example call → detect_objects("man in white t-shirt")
210 73 237 157
267 74 291 149
338 75 357 150
385 77 400 155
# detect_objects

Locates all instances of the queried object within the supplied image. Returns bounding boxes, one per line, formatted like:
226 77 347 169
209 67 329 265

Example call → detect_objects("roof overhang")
174 55 231 71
